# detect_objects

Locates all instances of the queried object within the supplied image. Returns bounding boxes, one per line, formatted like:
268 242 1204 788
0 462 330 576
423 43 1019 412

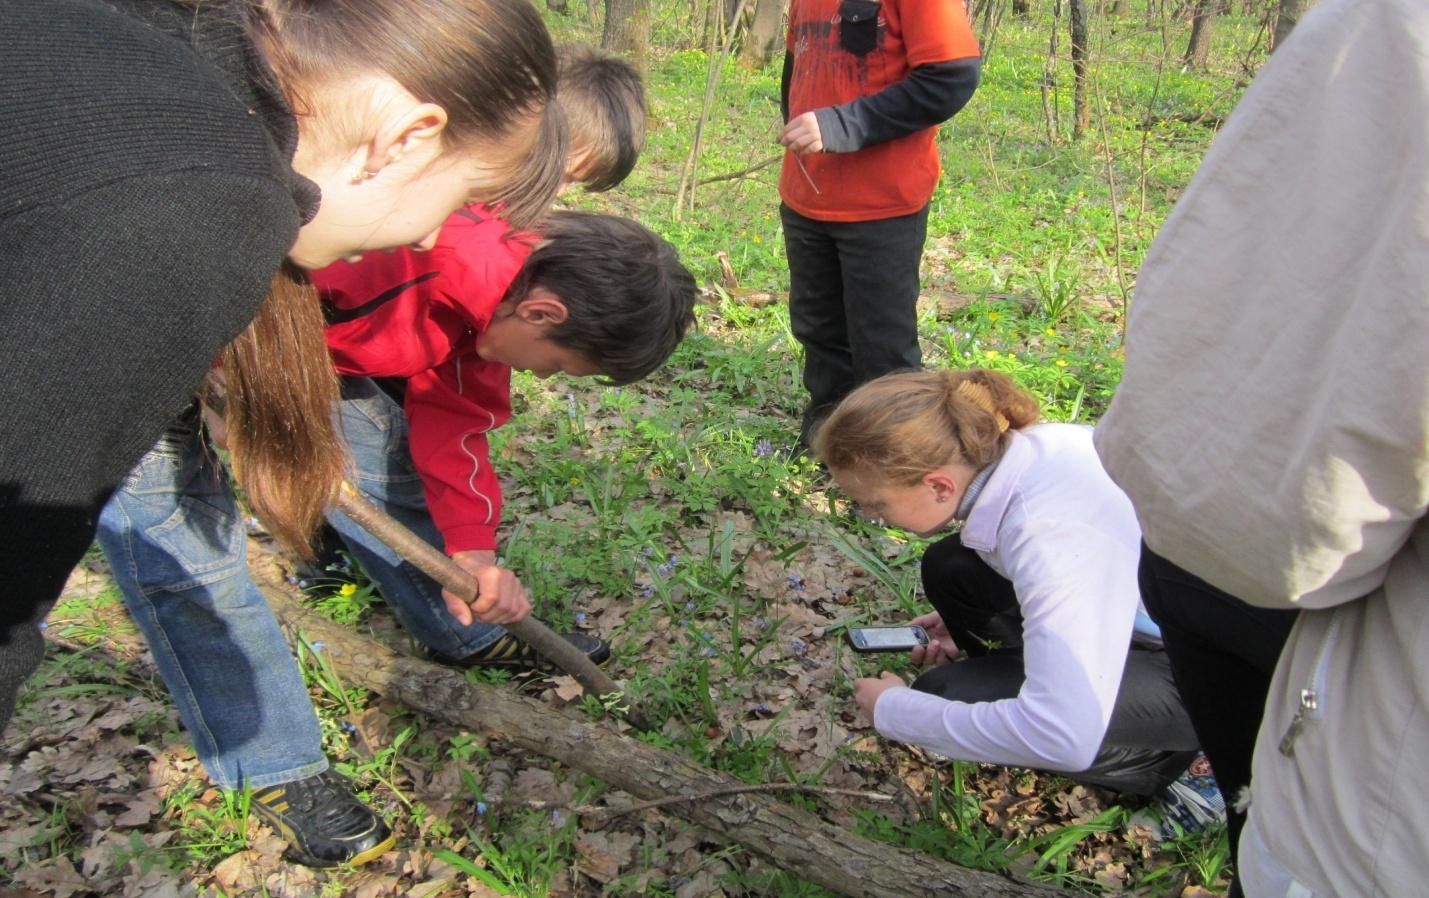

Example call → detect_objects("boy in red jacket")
313 210 696 661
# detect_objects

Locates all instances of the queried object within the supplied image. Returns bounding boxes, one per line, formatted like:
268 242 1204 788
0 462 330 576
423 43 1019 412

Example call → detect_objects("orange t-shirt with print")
779 0 980 221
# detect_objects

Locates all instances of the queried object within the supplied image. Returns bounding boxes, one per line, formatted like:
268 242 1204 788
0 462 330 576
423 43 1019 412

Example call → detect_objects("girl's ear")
363 94 449 174
922 469 961 503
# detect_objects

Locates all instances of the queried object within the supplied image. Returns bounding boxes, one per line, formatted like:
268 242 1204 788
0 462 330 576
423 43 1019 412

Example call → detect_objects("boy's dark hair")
556 45 646 191
505 212 697 384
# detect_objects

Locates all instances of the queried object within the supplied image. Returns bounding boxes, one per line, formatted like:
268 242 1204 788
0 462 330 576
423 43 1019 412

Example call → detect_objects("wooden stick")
333 482 653 732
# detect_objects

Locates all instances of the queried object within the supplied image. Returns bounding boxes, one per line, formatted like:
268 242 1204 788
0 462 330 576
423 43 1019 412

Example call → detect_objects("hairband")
956 380 1009 433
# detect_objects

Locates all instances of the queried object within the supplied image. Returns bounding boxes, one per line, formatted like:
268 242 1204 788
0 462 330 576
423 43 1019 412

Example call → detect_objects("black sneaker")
250 769 395 868
431 631 611 671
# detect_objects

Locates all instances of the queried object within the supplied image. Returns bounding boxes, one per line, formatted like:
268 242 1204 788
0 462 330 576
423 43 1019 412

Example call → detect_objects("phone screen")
856 627 924 648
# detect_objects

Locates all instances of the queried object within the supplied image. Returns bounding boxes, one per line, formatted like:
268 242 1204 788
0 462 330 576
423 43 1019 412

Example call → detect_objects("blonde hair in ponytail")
210 263 346 558
812 368 1040 487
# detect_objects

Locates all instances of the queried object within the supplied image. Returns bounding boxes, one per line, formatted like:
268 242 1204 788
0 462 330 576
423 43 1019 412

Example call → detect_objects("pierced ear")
923 470 960 503
364 101 449 174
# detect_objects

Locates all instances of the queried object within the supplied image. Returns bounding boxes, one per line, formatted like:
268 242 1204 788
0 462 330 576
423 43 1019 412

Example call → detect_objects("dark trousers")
1138 544 1298 868
780 203 929 446
915 535 1200 798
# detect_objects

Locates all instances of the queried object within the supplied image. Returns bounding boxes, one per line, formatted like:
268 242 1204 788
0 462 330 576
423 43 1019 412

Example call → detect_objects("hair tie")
957 380 1009 432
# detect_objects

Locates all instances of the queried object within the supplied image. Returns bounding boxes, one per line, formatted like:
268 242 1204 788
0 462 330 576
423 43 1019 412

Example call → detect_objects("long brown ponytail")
813 369 1041 486
209 264 344 558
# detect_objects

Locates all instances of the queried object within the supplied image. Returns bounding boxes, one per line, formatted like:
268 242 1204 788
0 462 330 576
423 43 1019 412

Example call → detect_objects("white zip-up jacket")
1094 1 1429 894
875 423 1149 771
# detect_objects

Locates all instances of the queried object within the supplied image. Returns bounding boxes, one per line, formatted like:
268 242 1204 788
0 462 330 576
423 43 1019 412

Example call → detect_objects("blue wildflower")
475 801 488 815
640 586 655 599
574 612 588 625
37 621 47 632
754 438 774 458
701 646 716 657
642 546 655 558
791 638 808 657
310 640 325 653
787 573 805 591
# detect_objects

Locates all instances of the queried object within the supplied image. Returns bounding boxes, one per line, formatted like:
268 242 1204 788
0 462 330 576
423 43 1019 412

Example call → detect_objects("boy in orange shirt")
778 0 981 448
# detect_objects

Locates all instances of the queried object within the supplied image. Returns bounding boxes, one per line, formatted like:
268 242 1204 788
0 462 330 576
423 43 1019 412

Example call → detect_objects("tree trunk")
602 0 650 56
547 0 569 15
1069 0 1090 140
1183 0 1217 69
1041 0 1062 143
256 577 1066 898
1012 0 1030 16
1109 0 1127 14
1270 0 1307 52
739 0 787 68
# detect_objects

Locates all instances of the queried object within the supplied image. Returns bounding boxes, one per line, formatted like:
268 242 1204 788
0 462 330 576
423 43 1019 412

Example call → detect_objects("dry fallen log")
258 582 1064 898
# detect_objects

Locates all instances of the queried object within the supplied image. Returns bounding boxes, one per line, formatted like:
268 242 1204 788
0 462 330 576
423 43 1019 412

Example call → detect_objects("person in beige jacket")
1093 0 1429 895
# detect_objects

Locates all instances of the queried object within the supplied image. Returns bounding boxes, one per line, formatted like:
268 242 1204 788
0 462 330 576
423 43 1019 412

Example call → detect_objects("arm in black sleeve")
813 56 981 153
781 50 794 123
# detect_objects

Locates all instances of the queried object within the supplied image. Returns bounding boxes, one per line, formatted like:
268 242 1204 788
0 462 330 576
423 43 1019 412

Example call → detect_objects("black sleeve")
813 56 981 153
0 171 297 631
781 50 794 124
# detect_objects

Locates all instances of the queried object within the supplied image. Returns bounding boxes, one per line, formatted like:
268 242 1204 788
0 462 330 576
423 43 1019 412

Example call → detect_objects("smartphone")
844 625 930 654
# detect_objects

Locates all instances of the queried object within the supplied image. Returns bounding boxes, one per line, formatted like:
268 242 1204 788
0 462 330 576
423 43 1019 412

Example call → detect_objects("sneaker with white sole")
1158 754 1227 837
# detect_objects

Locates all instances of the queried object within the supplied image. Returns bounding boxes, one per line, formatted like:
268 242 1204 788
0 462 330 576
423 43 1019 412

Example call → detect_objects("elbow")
1025 718 1102 772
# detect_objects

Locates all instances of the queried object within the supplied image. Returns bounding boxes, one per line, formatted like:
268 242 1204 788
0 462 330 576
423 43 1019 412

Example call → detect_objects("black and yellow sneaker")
250 769 395 868
431 631 611 671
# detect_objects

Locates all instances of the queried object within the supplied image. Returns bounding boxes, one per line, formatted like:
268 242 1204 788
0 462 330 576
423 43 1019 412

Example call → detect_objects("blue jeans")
97 380 504 789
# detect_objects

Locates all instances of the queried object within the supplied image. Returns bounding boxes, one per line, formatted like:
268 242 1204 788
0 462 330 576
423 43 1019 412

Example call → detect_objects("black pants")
1138 544 1298 867
780 203 929 446
916 535 1200 798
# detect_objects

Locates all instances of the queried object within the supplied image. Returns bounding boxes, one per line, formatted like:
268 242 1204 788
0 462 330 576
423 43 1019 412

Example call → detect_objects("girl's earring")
350 169 379 185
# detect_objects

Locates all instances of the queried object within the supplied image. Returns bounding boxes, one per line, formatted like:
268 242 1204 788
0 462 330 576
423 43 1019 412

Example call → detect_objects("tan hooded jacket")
1094 0 1429 893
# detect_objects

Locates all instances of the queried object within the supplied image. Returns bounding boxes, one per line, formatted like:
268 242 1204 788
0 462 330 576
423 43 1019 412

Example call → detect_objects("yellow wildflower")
339 583 357 597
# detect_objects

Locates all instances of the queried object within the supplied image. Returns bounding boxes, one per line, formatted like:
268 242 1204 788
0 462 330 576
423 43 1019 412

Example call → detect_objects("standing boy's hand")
854 671 906 721
779 111 825 154
446 549 532 626
909 610 960 667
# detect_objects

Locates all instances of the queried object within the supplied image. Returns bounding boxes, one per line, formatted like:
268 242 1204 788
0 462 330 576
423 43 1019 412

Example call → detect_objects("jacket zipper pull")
1277 688 1318 757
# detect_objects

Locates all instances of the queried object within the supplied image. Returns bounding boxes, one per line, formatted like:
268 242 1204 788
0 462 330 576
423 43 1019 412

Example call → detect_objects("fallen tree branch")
257 577 1064 898
571 782 893 819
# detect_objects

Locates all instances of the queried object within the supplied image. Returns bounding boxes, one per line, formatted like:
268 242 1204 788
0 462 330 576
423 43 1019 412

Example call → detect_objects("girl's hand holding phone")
909 611 959 667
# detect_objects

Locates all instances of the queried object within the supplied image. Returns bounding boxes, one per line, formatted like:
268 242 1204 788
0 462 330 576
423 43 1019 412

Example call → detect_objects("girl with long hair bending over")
1 0 565 866
815 369 1212 809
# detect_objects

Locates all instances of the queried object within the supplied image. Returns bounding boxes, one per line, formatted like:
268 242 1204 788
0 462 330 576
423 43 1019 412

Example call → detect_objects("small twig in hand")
792 153 822 195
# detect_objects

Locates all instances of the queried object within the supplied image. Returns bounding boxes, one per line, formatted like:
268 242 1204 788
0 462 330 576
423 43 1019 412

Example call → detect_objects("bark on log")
258 581 1064 898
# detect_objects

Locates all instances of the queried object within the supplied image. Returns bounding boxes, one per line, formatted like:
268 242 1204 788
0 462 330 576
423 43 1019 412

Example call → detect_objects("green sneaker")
251 769 394 868
431 631 611 671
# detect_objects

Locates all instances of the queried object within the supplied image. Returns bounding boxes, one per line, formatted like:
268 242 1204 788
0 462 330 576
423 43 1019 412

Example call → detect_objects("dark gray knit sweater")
0 0 318 657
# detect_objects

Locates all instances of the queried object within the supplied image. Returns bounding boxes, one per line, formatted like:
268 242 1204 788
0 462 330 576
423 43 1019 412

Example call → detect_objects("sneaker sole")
253 805 396 869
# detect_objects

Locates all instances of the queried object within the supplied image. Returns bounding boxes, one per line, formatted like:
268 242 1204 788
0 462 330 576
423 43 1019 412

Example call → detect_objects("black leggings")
1137 544 1298 867
915 535 1200 798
